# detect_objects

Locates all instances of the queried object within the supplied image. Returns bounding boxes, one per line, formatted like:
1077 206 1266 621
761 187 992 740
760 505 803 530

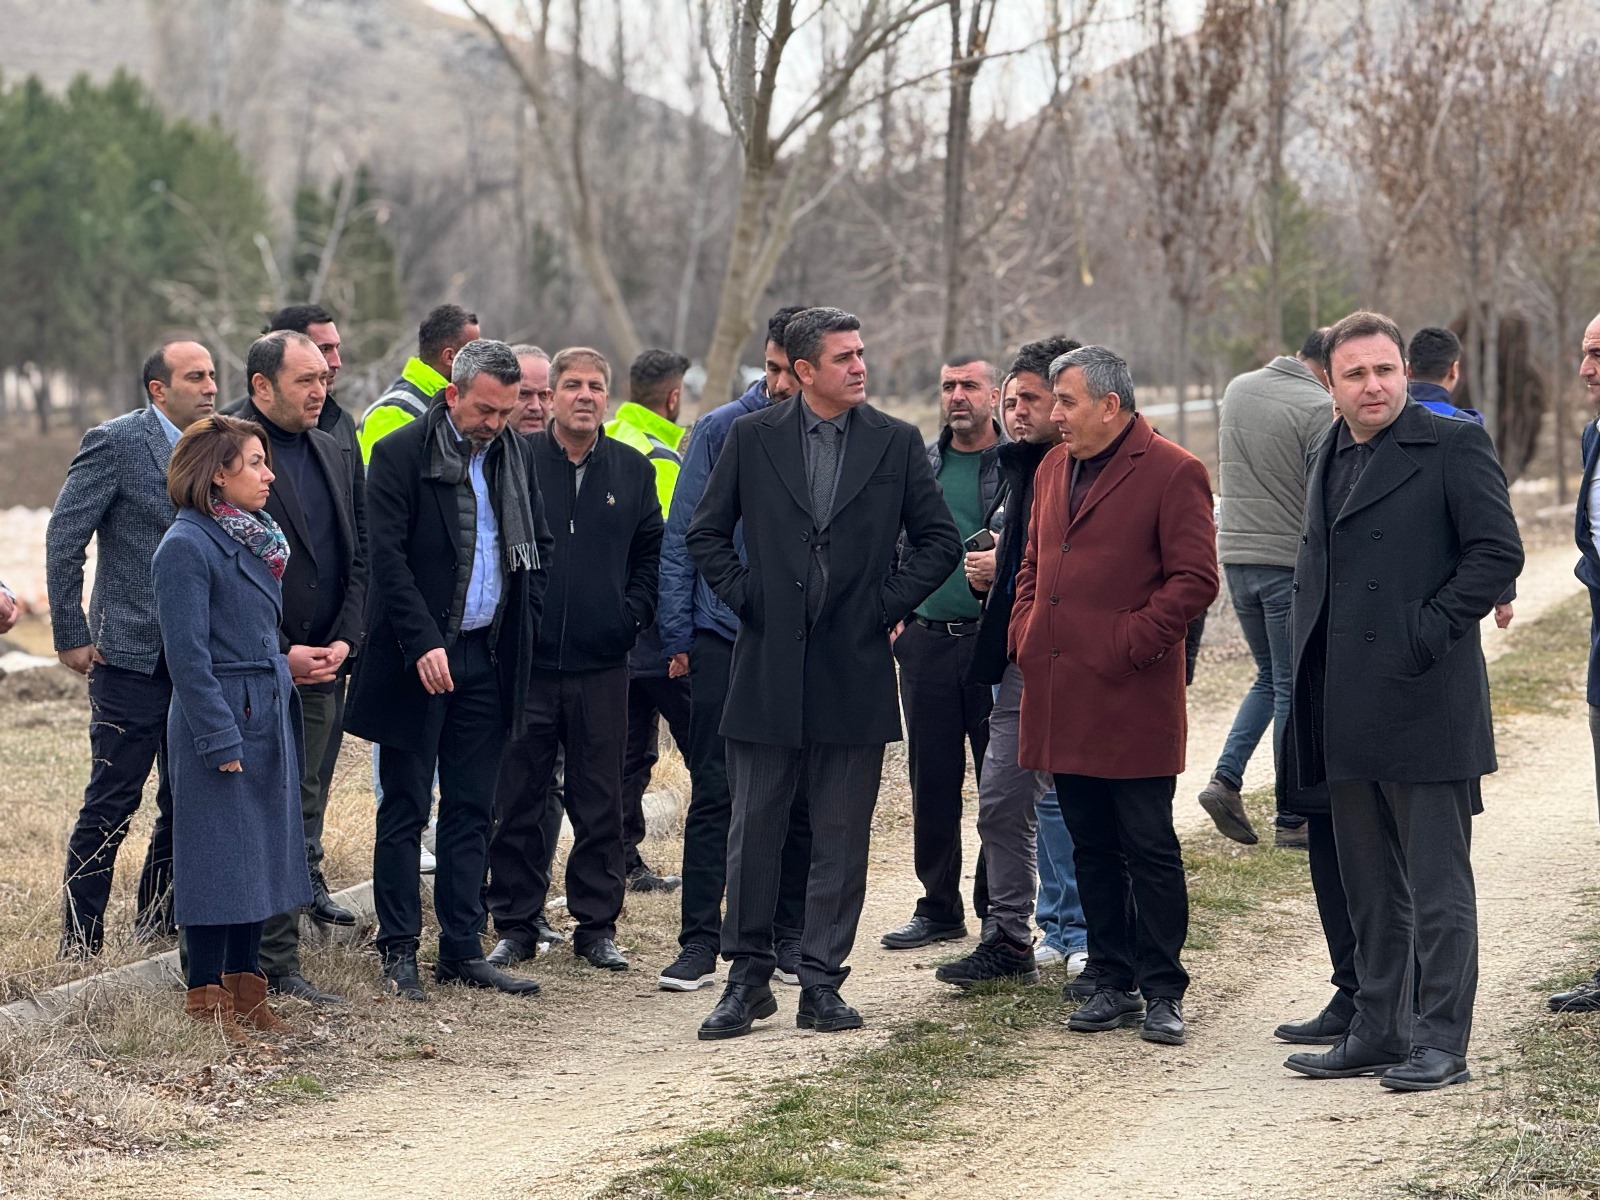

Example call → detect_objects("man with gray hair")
1012 345 1218 1048
346 338 552 1001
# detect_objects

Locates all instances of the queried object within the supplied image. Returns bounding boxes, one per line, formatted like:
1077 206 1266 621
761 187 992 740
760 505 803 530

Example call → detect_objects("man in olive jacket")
1282 311 1522 1092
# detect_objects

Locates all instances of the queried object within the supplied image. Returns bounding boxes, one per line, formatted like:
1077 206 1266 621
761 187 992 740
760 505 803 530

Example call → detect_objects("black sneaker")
774 936 802 986
1061 959 1106 1000
659 942 719 992
935 938 1041 988
628 865 683 893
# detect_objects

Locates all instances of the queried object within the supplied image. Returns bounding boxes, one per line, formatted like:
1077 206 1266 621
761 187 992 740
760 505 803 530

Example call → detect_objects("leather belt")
912 615 980 636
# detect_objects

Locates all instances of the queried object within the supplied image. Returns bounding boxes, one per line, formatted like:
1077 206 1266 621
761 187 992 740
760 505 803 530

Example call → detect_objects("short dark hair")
246 330 318 396
1407 326 1461 384
141 344 175 402
943 354 998 389
1323 310 1406 377
630 349 691 411
166 414 271 511
766 305 810 352
1298 327 1330 364
418 304 479 366
450 339 523 392
1009 336 1083 385
550 346 612 391
783 307 860 370
266 304 335 334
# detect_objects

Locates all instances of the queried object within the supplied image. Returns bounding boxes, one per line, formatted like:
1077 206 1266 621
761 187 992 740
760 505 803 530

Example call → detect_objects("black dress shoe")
436 956 541 996
1275 1001 1353 1045
532 911 566 945
880 914 968 950
307 868 358 926
381 953 426 1002
576 938 629 971
1548 969 1600 1013
797 985 864 1032
1141 997 1186 1045
268 973 346 1005
698 983 779 1040
486 937 536 967
1379 1046 1471 1091
1068 987 1145 1032
1284 1032 1405 1078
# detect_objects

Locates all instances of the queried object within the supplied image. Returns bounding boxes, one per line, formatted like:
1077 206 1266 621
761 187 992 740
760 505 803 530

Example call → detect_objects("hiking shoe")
627 865 683 893
1198 777 1258 845
659 942 719 992
935 938 1041 988
1274 821 1309 850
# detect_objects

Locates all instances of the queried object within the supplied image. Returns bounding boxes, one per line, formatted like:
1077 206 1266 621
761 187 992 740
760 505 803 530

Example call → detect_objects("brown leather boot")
184 984 252 1045
222 971 295 1035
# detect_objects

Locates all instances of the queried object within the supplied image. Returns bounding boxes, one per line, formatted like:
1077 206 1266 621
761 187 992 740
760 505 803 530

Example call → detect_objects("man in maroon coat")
1012 344 1218 1047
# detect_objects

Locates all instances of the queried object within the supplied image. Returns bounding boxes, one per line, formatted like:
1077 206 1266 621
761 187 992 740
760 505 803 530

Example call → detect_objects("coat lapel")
142 405 173 476
309 431 356 568
753 398 813 521
1332 405 1433 524
183 509 282 612
1067 415 1149 532
827 405 892 526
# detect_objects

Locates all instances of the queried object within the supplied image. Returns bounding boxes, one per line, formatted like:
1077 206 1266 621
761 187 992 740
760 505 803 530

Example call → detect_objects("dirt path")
47 542 1590 1200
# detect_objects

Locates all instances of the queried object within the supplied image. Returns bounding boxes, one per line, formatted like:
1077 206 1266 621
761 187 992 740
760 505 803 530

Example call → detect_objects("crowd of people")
21 291 1600 1092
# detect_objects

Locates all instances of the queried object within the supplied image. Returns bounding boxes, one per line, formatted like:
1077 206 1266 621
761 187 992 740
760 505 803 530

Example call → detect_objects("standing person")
510 345 554 436
1013 345 1218 1048
656 306 815 993
606 349 692 893
1197 329 1332 849
346 339 551 1002
1281 311 1522 1090
357 304 482 463
881 356 1004 951
1406 326 1473 419
687 307 961 1038
936 338 1089 988
486 347 663 973
254 304 362 465
48 340 218 957
152 415 310 1039
236 331 368 1005
1551 309 1600 1015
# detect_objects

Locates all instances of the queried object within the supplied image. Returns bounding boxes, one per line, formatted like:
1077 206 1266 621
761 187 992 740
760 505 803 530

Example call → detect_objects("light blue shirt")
151 404 182 447
447 414 503 632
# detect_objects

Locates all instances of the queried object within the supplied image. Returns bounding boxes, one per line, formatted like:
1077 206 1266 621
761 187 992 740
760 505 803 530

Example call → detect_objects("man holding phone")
882 356 1006 951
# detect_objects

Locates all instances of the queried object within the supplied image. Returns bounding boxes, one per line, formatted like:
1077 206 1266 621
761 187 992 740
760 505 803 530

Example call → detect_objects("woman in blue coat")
152 415 311 1039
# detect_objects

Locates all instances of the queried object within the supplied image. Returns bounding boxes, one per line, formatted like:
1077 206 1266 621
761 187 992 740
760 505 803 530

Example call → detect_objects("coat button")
1367 579 1379 590
795 629 805 640
1302 534 1308 544
1292 581 1300 592
801 532 810 542
1049 596 1059 604
261 636 271 648
300 621 311 630
1050 648 1059 658
308 581 317 589
1371 529 1382 539
1060 542 1070 553
795 580 803 590
1364 630 1376 642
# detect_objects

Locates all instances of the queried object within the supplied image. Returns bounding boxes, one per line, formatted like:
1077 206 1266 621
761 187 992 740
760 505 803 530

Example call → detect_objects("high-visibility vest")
357 357 449 463
604 401 684 515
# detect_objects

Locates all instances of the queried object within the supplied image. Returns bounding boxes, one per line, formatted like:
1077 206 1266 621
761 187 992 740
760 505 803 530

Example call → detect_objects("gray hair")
451 338 523 391
509 343 549 361
1048 345 1135 412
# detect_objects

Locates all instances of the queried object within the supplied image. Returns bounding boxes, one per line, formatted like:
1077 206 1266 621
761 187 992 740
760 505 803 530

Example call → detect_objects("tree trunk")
938 0 980 358
1261 0 1290 357
1553 290 1570 505
1482 300 1501 449
698 167 772 412
1173 300 1190 447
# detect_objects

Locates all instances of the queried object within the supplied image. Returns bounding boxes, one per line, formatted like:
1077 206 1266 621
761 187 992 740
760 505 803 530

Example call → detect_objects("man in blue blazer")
1551 311 1600 1015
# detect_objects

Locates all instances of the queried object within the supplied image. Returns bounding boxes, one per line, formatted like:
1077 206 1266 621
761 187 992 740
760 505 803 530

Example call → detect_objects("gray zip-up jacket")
1216 356 1332 568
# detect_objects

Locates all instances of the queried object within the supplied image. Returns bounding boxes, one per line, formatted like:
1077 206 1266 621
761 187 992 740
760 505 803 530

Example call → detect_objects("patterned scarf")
209 498 290 580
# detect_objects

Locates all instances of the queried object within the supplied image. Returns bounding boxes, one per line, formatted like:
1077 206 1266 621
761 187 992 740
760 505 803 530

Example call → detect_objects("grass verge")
1488 591 1589 717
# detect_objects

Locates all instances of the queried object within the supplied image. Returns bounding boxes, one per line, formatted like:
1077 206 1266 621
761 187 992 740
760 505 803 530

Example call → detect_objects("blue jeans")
1035 788 1087 954
1214 563 1297 820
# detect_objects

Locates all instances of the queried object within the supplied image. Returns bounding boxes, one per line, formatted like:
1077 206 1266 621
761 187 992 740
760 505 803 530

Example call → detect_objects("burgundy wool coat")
1010 415 1219 778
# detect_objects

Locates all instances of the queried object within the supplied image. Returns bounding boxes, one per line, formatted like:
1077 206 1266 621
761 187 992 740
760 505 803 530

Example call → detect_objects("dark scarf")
209 499 290 580
422 403 540 572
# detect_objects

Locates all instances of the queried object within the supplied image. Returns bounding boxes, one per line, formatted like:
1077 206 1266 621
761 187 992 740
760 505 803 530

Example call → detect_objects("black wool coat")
686 397 962 748
344 417 552 748
1283 401 1523 792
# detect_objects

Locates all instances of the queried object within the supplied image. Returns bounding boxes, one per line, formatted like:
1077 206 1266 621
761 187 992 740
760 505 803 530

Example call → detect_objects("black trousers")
678 630 811 950
621 673 692 875
1306 812 1359 1019
185 921 262 989
62 659 175 952
894 621 993 926
1053 773 1189 1000
373 630 503 962
1328 778 1478 1057
725 738 883 989
489 666 628 952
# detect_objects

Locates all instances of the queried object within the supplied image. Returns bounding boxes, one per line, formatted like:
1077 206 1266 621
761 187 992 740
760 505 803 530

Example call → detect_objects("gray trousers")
976 663 1050 945
724 739 884 990
1328 778 1478 1057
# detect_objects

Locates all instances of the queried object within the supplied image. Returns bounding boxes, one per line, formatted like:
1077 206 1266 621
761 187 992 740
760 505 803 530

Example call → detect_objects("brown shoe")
222 971 295 1035
1198 778 1258 845
184 984 252 1045
1273 821 1309 850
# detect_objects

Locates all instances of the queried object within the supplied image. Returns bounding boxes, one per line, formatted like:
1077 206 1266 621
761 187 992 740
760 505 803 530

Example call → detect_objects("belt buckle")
944 620 967 636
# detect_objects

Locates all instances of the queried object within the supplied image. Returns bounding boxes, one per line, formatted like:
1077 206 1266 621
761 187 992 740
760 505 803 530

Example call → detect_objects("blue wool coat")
152 509 311 926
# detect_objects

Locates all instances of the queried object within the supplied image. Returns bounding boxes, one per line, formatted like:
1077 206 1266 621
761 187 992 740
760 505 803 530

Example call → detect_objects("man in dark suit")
1550 310 1600 1015
346 339 552 1001
687 307 961 1038
235 331 368 1004
1282 310 1522 1090
48 340 218 957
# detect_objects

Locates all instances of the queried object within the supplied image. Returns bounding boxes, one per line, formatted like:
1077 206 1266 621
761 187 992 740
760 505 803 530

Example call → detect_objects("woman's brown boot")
184 984 252 1045
222 971 295 1035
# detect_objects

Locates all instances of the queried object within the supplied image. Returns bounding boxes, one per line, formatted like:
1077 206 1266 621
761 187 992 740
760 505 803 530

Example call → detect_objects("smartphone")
964 528 997 552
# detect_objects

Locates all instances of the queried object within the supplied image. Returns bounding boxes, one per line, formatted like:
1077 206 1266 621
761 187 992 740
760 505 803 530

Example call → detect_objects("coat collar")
1318 400 1437 525
1066 413 1153 531
754 396 892 526
175 507 282 609
139 404 174 476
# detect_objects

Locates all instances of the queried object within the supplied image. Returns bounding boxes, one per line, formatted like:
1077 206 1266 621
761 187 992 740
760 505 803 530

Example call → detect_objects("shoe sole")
1068 1010 1145 1032
796 1011 864 1032
658 972 718 992
1198 793 1259 845
697 996 779 1041
880 928 969 950
1549 999 1600 1014
1379 1068 1471 1092
775 969 800 986
939 969 1043 988
1140 1027 1186 1046
1274 1028 1346 1045
309 914 359 927
580 960 630 971
1283 1058 1405 1079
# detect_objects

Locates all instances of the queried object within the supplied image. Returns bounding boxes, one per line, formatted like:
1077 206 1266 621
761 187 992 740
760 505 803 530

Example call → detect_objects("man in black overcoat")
687 308 962 1038
1281 311 1522 1091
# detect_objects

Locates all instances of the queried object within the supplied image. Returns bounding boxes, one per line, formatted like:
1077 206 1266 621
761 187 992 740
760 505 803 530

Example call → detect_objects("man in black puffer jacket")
486 347 664 975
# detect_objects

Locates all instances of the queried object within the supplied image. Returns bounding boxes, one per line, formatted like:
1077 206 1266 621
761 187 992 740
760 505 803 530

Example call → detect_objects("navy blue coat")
1576 419 1600 706
152 509 311 926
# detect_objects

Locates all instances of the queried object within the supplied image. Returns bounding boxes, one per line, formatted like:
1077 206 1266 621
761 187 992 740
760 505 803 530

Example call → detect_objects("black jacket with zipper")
531 426 664 673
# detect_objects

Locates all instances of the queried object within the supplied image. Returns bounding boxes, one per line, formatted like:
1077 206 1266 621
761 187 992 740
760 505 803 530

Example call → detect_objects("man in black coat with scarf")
687 307 961 1038
346 339 552 1001
1281 311 1522 1091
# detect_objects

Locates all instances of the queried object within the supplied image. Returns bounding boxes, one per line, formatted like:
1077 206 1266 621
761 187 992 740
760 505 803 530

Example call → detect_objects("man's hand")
889 620 905 645
964 548 997 593
1494 602 1514 629
59 644 105 676
668 652 690 679
288 641 351 686
0 589 17 635
416 647 454 695
219 759 242 773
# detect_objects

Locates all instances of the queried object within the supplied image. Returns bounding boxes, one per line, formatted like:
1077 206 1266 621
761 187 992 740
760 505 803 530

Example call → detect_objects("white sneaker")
1034 943 1066 967
1065 951 1088 980
421 818 439 854
419 845 438 875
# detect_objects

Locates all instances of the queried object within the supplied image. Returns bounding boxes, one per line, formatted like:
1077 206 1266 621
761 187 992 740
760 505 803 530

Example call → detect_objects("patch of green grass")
1185 789 1309 951
1488 591 1589 717
265 1072 326 1098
